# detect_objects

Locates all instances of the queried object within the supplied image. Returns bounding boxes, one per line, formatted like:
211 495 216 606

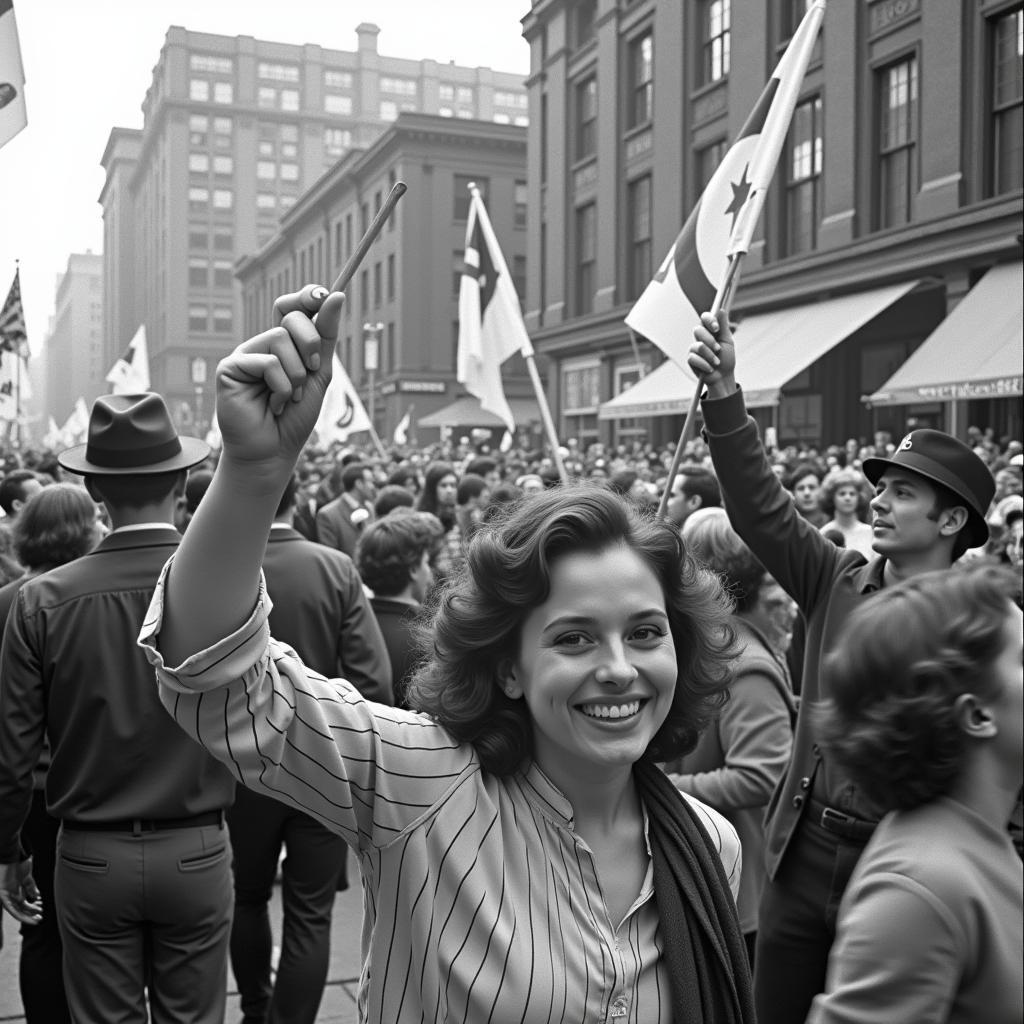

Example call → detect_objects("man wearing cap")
688 314 996 1024
0 393 236 1023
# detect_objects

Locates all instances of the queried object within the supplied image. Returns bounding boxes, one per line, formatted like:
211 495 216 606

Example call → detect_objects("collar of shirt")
270 522 293 532
108 522 179 536
860 556 887 593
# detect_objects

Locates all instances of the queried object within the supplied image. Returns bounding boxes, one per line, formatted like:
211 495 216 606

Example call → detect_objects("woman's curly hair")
820 563 1018 813
818 467 872 518
405 485 736 775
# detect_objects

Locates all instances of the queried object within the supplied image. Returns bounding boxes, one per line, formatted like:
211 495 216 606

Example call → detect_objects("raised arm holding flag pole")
623 2 827 520
458 184 568 483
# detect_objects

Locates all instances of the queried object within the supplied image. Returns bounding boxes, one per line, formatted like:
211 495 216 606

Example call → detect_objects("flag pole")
655 254 743 521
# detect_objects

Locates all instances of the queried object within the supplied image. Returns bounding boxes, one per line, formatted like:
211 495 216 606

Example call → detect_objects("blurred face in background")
834 484 860 518
792 473 821 514
435 473 458 508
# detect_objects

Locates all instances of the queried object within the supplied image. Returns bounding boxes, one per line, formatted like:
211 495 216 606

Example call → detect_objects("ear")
952 693 997 739
938 505 969 538
498 660 522 700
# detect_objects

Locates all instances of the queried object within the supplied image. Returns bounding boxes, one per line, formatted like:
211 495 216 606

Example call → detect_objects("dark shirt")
368 596 422 708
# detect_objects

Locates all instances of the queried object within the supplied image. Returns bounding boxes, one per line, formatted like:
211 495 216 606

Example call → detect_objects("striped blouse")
140 566 742 1024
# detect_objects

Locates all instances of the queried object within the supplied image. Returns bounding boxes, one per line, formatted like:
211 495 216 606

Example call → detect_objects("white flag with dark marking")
0 0 27 152
314 353 371 445
625 1 825 367
106 324 150 394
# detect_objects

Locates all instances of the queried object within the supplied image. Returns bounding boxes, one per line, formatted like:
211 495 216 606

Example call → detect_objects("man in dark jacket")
225 471 392 1024
0 393 235 1023
689 312 995 1024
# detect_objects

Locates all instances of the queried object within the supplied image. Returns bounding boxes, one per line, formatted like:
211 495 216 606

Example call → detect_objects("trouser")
753 810 870 1024
55 818 232 1024
20 789 70 1024
226 787 348 1024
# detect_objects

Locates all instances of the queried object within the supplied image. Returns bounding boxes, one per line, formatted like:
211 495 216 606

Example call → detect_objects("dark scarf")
635 759 756 1024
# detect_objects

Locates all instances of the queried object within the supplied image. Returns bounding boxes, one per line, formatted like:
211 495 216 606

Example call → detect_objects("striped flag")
625 1 826 367
106 324 151 393
457 185 533 435
0 268 28 360
0 0 27 151
393 405 413 445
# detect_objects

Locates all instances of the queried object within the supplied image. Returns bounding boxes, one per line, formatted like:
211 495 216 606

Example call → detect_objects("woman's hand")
688 312 738 399
216 285 346 475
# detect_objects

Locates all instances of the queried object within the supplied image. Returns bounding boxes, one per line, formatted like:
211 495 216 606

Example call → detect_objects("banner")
313 354 372 445
106 324 150 393
0 0 27 151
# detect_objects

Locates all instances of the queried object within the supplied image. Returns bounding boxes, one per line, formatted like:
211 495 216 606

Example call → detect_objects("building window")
213 231 233 251
576 76 598 160
213 306 233 333
387 254 395 300
512 255 527 304
494 113 511 124
258 62 299 82
280 163 299 182
627 176 652 299
630 33 654 127
453 174 485 220
877 55 918 229
325 93 353 115
374 262 382 308
575 202 597 315
189 79 209 102
190 54 232 74
189 153 210 173
785 95 822 254
701 0 731 84
572 0 597 49
213 116 232 136
280 89 299 112
212 189 233 210
515 181 528 229
439 84 455 102
189 187 209 211
380 100 398 121
213 82 233 104
990 7 1023 194
325 69 353 89
381 77 417 96
457 86 474 105
188 258 208 287
189 114 208 144
213 260 233 288
452 250 464 296
213 155 233 175
439 106 454 118
324 127 352 158
188 305 208 332
696 138 727 193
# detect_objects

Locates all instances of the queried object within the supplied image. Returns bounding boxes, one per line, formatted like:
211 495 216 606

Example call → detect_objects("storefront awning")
417 395 541 429
599 280 919 419
866 262 1023 406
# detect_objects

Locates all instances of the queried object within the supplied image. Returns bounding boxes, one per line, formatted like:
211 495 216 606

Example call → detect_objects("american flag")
0 268 28 360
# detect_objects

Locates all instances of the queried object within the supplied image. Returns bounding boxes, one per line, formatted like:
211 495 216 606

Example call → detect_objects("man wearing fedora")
688 313 996 1024
0 393 236 1023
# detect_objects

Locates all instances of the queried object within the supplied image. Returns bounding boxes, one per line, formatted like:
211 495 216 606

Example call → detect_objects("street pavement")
0 877 365 1023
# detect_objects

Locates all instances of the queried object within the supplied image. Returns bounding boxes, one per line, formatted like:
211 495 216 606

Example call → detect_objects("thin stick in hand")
330 182 408 294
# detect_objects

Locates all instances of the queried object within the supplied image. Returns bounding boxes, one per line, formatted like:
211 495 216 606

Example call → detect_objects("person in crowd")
817 468 874 559
291 466 321 542
385 464 422 500
225 469 392 1024
0 527 26 586
415 460 460 577
665 465 723 530
449 471 490 566
688 311 996 1024
608 468 650 505
0 470 44 556
373 483 416 518
356 510 440 707
515 472 545 495
0 483 102 1024
141 289 754 1024
174 466 213 534
463 454 501 491
784 462 828 528
481 481 525 525
1001 505 1022 570
316 461 377 558
808 565 1023 1023
0 393 235 1023
667 508 796 965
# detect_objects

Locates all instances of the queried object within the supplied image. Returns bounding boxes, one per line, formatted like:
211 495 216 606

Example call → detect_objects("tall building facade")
236 113 532 445
522 0 1022 449
45 252 105 427
99 23 527 433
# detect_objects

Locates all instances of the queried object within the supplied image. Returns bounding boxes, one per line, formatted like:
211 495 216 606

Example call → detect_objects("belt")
62 810 224 835
807 798 878 843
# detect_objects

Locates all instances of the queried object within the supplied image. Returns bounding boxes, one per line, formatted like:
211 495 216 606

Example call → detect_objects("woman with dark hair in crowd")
143 290 755 1023
808 564 1022 1023
818 468 874 558
785 462 828 528
415 460 459 578
0 482 102 1024
667 507 796 965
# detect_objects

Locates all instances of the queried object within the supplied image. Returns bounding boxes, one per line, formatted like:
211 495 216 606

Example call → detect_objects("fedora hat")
58 393 210 476
862 429 994 549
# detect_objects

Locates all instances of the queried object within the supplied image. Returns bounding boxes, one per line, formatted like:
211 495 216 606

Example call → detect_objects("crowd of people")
0 288 1020 1024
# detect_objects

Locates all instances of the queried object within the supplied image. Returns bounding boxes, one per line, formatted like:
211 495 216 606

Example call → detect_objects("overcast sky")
0 1 531 355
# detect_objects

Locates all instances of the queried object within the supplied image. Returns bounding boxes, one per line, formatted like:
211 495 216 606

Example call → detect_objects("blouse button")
799 776 811 790
792 794 805 809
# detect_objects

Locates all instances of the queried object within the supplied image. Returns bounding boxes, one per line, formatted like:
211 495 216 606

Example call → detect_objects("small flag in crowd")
60 396 91 447
0 267 28 360
393 405 413 445
625 1 826 368
42 414 60 449
0 0 27 151
105 323 151 394
314 354 372 445
457 185 533 435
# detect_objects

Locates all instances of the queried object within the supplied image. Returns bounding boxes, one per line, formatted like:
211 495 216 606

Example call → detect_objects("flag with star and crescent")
625 0 826 368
